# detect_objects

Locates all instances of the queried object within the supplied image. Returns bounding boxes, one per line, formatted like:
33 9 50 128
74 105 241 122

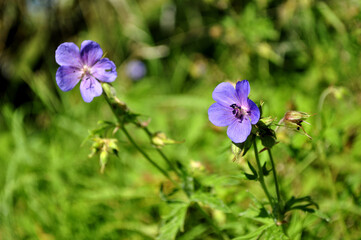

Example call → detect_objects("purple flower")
208 80 260 143
126 60 146 81
55 40 117 102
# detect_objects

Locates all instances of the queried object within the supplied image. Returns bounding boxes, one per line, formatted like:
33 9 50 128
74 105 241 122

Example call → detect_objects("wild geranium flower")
55 40 117 102
208 80 260 143
126 60 147 81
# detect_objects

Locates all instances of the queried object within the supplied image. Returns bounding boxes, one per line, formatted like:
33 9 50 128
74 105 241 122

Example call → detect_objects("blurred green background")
1 0 361 239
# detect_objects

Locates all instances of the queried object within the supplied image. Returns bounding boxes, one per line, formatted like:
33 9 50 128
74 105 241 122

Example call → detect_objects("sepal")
232 134 255 159
244 161 258 180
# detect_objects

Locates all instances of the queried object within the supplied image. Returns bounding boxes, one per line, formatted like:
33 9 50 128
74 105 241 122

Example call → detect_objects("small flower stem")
141 126 183 177
267 149 283 222
120 126 178 186
267 149 281 206
253 138 274 209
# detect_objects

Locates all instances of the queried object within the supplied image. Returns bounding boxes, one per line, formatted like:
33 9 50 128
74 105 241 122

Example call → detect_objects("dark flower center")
230 103 250 123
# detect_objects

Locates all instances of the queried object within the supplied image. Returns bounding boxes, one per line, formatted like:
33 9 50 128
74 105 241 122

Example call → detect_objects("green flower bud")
99 150 109 174
256 121 277 149
108 139 118 151
151 132 183 148
259 116 274 126
101 82 116 98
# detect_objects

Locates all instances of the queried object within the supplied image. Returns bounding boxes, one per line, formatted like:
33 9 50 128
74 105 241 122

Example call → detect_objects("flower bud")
152 132 167 147
108 139 118 151
190 160 205 171
256 121 277 149
100 149 109 174
151 132 183 148
284 111 310 124
259 116 274 126
101 82 117 98
88 137 119 172
281 111 312 139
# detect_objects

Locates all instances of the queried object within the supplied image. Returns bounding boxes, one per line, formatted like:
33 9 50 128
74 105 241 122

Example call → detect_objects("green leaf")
191 191 231 213
177 224 208 240
284 196 318 214
262 224 289 240
232 134 255 158
244 172 258 180
244 161 258 180
247 161 258 176
262 162 271 176
232 222 274 240
257 207 271 218
157 202 189 240
159 183 181 203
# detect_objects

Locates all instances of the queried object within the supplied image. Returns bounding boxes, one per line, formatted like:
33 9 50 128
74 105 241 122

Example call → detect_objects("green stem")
121 126 178 186
253 138 274 209
267 149 282 208
268 149 286 227
141 126 182 177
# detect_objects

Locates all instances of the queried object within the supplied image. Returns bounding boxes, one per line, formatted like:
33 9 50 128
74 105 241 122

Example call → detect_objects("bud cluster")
88 137 119 173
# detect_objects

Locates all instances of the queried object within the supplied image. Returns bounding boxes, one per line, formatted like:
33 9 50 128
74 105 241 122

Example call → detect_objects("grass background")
1 0 361 239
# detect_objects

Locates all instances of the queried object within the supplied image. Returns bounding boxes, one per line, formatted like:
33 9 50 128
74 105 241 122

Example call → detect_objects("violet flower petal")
227 118 252 143
212 82 240 107
208 102 236 127
247 99 260 124
55 42 82 68
80 40 103 66
56 66 82 92
80 76 103 102
92 58 117 82
236 80 250 106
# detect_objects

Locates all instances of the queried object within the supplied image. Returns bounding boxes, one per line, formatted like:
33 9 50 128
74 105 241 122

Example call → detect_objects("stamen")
230 103 248 122
81 65 93 81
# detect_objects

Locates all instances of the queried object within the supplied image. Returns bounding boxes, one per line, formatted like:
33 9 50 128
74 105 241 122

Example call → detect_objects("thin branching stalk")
103 92 177 185
121 126 178 186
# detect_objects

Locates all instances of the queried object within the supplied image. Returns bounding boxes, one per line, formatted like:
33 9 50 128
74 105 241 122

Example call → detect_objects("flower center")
81 65 92 79
230 103 250 122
